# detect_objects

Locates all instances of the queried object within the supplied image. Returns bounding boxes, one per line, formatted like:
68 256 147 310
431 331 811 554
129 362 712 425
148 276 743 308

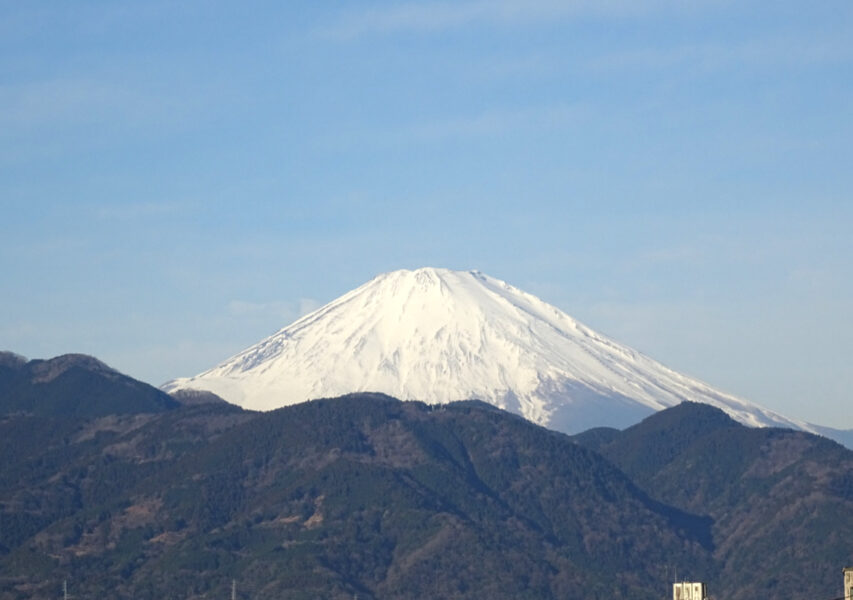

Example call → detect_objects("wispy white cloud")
318 103 585 151
0 78 177 165
0 78 188 130
227 298 320 324
475 54 559 80
0 76 216 165
586 36 853 72
319 0 705 39
393 103 584 142
0 2 210 43
93 201 194 222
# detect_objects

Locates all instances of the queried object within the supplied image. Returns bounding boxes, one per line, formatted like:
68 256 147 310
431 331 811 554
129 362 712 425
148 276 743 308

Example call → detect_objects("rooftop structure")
673 581 707 600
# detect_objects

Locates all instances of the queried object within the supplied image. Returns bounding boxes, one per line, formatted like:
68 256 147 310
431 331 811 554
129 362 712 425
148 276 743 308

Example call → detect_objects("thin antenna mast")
231 579 236 600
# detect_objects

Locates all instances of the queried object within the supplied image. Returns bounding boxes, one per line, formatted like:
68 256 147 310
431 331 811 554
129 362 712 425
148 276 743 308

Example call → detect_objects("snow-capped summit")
164 267 814 434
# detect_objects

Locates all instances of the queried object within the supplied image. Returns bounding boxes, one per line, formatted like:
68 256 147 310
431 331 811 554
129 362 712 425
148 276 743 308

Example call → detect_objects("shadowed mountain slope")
1 354 849 600
0 393 712 600
0 352 179 417
573 402 853 600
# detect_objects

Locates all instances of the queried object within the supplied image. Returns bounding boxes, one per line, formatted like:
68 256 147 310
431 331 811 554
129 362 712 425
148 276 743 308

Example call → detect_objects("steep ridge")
573 402 853 600
0 352 179 417
164 268 816 436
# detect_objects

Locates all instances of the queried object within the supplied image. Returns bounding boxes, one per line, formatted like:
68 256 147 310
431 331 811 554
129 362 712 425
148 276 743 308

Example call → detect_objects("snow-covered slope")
164 268 816 435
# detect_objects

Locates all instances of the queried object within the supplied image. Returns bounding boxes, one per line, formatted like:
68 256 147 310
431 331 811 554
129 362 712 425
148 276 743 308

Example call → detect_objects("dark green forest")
0 354 851 599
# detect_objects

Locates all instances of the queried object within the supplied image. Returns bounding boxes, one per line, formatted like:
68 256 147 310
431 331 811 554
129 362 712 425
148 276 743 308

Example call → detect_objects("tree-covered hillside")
1 356 850 600
1 392 711 600
574 402 853 600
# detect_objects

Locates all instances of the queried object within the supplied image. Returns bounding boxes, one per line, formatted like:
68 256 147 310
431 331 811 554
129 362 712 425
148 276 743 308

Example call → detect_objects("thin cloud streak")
317 103 586 151
227 298 320 324
319 0 715 40
587 36 853 72
93 201 195 222
0 78 195 130
396 104 584 142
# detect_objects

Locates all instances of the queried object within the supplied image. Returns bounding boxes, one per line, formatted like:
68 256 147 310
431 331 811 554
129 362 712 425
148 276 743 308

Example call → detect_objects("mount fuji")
163 268 828 438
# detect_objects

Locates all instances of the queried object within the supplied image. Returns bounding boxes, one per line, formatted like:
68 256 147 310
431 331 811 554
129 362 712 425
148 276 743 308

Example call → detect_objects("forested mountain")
0 352 178 417
573 402 853 600
0 392 712 599
1 355 850 600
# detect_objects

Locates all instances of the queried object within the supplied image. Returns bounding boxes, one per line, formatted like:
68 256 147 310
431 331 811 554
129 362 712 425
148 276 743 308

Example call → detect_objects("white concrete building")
673 581 707 600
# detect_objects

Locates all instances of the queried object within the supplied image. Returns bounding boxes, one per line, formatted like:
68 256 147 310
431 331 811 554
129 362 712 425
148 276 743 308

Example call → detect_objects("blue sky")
2 1 851 427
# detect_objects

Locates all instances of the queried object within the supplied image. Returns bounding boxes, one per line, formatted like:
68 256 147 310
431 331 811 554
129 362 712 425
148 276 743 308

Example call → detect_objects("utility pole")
63 579 68 600
231 579 236 600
